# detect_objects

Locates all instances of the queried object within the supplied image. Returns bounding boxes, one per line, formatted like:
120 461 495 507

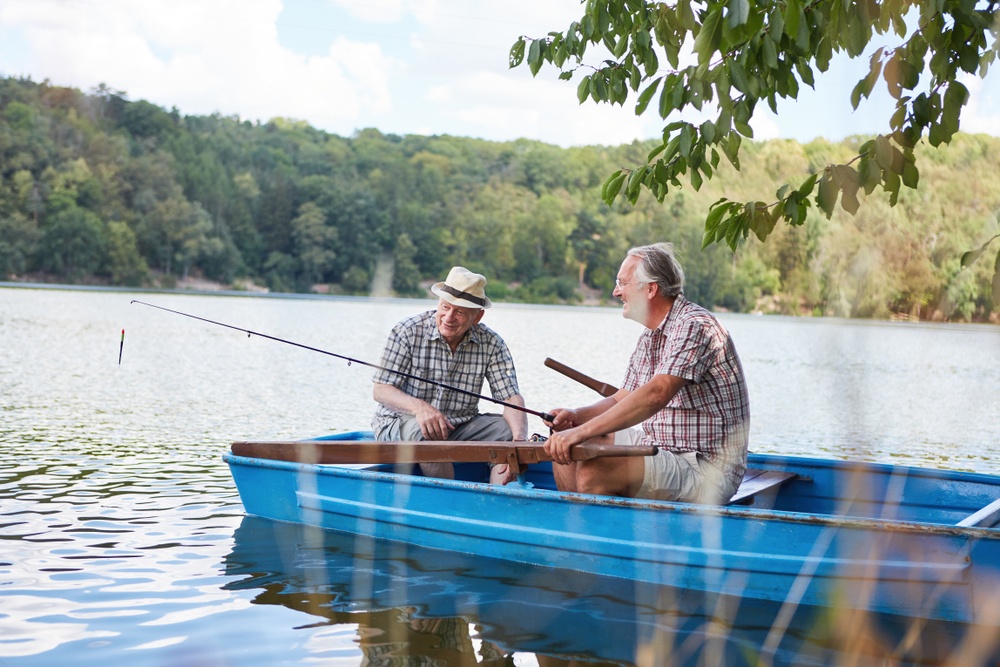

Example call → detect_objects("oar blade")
544 357 619 397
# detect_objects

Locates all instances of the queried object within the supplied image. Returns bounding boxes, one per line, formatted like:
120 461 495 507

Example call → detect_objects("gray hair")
628 243 684 297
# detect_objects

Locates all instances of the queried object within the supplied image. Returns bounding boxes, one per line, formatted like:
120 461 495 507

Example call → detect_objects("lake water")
2 286 1000 666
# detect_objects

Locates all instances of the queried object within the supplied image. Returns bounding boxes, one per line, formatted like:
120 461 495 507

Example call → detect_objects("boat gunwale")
223 451 1000 540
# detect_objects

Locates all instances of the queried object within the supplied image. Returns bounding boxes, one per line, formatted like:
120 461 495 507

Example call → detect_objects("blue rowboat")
223 431 1000 624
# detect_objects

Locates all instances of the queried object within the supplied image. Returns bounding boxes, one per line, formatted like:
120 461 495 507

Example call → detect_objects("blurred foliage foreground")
1 76 998 321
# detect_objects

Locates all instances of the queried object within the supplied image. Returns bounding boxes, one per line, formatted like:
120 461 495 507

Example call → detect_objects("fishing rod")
130 299 554 422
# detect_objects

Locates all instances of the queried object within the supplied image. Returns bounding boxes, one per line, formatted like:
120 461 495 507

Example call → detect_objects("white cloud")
0 0 398 130
959 73 1000 135
750 113 781 141
2 0 997 147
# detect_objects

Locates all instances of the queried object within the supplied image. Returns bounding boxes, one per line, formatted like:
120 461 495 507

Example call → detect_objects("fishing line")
130 299 554 422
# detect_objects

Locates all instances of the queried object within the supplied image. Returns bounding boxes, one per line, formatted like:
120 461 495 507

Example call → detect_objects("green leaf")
727 0 750 29
928 121 947 147
703 201 730 247
960 235 1000 268
749 201 777 241
943 81 969 133
840 182 860 214
647 142 667 162
766 0 784 32
694 8 723 66
602 170 628 204
528 38 544 76
884 168 901 205
626 166 648 202
577 76 591 104
635 78 662 115
676 0 697 31
729 60 750 93
725 210 747 250
509 38 526 68
901 160 919 188
797 173 818 197
783 0 802 41
960 247 986 269
817 173 837 217
723 132 742 169
691 167 704 190
763 37 778 70
734 121 754 138
679 123 694 156
700 119 716 144
874 135 894 170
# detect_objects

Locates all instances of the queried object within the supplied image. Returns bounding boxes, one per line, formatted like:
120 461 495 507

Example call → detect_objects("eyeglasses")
615 278 646 290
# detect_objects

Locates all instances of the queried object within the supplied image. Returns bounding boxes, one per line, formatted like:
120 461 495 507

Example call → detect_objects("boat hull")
224 439 1000 623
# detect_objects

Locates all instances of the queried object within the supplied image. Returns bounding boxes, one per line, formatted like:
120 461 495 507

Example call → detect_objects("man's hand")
544 426 588 465
543 408 579 432
414 404 454 440
489 463 520 486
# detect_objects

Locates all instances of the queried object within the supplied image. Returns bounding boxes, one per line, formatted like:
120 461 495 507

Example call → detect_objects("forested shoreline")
1 76 998 321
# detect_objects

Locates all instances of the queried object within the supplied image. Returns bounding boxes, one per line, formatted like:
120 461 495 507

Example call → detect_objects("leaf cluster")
510 0 1000 261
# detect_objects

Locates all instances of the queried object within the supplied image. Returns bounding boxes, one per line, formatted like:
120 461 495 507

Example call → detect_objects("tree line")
1 76 997 321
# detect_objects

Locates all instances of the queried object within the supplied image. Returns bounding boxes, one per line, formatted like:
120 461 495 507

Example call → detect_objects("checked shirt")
372 310 520 434
621 296 751 485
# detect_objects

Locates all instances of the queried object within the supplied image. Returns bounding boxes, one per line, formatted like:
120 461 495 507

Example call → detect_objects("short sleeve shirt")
621 296 750 483
372 310 520 433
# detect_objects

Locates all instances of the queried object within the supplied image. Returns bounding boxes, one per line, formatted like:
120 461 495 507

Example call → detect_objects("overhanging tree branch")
510 0 999 264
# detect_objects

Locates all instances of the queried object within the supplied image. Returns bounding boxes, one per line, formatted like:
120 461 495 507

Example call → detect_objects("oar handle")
544 358 618 397
230 439 657 476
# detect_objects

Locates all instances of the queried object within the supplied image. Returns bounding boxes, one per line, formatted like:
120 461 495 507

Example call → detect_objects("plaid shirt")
372 310 520 432
621 296 750 484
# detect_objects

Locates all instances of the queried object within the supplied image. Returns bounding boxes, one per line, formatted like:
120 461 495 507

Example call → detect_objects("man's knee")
453 414 511 441
574 461 614 496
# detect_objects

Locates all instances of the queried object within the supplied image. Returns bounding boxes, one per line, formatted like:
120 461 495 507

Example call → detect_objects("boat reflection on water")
223 516 999 666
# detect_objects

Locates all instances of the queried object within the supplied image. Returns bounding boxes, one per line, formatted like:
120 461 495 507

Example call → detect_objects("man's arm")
501 393 528 441
544 374 688 464
373 382 454 440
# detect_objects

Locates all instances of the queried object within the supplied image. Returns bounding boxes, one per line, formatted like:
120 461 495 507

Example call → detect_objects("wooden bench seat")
957 497 1000 528
727 469 797 506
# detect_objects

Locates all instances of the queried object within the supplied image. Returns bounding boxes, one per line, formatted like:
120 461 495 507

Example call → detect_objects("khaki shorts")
615 428 732 504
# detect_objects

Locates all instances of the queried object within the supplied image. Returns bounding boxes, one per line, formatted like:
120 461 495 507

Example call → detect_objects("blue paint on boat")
224 431 1000 623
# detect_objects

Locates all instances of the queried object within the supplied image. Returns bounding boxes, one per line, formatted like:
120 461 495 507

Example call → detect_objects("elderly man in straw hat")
372 266 527 484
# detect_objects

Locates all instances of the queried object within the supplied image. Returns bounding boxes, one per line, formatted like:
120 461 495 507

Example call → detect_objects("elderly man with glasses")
544 243 750 504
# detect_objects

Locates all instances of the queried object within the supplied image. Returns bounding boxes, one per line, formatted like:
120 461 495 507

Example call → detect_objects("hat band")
439 284 487 307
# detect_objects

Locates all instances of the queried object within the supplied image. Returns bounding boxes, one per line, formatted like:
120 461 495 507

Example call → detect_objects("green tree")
104 219 149 286
291 201 337 285
0 213 39 277
36 191 106 279
392 233 422 296
511 0 1000 285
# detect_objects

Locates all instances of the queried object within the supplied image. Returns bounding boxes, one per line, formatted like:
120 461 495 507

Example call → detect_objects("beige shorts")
615 428 732 504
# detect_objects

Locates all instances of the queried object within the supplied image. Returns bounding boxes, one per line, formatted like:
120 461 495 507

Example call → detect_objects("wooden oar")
230 439 656 476
544 358 619 397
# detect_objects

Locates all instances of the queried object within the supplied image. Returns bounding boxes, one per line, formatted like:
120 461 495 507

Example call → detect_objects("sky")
1 0 998 148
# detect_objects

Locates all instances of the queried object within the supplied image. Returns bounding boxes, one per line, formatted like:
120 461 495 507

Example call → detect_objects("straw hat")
431 266 492 309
